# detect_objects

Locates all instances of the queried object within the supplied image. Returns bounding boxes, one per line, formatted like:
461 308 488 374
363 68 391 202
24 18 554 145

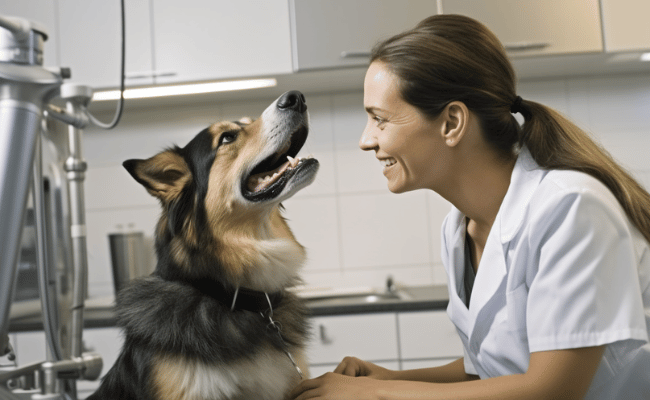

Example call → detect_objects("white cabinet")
600 0 650 52
441 0 603 57
57 0 155 88
152 0 293 84
307 313 399 366
289 0 440 71
56 0 292 89
1 0 59 66
398 310 463 364
306 310 464 374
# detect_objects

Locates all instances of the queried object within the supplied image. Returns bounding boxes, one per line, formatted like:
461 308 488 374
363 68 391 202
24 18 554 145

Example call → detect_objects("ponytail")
518 99 650 244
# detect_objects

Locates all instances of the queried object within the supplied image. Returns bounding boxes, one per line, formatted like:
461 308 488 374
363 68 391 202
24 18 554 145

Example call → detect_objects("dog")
88 91 318 400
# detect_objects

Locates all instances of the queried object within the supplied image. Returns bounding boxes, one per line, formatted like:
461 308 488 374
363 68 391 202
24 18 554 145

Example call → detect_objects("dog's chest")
152 346 300 400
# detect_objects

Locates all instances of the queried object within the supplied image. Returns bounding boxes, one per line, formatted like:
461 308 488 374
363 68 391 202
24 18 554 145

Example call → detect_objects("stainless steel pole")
0 15 62 358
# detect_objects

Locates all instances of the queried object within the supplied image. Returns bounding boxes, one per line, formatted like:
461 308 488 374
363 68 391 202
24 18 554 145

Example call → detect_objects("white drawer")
308 313 398 365
398 311 464 360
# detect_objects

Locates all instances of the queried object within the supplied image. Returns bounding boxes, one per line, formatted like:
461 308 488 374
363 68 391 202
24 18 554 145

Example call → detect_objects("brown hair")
371 14 650 243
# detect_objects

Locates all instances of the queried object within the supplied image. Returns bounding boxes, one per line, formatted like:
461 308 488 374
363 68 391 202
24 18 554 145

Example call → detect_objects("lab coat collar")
498 147 547 242
446 147 547 344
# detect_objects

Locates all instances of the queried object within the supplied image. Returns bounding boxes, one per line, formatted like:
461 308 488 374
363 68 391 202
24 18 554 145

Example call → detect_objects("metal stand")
0 15 103 400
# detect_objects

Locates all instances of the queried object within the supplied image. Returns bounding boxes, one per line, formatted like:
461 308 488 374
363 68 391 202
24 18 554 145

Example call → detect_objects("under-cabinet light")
92 78 278 101
641 53 650 62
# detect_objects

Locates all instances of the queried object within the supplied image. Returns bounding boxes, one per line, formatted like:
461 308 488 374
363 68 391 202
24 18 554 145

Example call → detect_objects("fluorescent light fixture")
641 52 650 62
92 78 277 101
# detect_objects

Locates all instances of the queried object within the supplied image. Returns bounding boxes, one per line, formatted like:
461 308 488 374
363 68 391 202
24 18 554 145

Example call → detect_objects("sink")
303 289 412 307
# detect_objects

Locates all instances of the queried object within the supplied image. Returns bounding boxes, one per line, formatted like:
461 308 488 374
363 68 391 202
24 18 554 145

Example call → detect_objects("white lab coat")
441 147 650 399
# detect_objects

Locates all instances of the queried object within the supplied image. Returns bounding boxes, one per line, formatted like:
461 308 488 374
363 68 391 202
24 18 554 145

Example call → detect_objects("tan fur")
138 151 191 202
201 118 307 288
152 346 302 400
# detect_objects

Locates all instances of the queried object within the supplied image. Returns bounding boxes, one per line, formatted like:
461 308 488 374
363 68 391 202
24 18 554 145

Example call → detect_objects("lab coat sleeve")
526 188 648 353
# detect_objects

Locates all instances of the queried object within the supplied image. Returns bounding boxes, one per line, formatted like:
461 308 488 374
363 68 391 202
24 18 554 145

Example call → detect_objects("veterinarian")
291 14 650 400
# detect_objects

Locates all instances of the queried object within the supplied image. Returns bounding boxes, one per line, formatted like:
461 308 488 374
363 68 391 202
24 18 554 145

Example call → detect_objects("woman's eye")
220 132 238 145
374 116 387 126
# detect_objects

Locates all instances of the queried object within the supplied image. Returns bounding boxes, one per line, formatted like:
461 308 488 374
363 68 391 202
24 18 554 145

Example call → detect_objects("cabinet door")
398 310 464 361
441 0 602 57
1 0 59 66
152 0 293 84
290 0 440 71
58 0 154 88
308 313 399 365
601 0 650 52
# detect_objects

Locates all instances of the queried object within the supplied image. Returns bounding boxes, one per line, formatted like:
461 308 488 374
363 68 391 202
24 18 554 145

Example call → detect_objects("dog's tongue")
248 157 298 192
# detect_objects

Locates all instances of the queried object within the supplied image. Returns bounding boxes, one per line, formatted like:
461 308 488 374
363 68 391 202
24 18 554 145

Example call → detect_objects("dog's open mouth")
242 126 318 202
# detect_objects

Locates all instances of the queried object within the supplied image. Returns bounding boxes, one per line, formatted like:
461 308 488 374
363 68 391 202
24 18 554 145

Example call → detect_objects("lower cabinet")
307 310 464 375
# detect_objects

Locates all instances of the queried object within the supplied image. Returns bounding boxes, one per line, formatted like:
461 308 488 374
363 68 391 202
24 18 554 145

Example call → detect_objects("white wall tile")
518 79 570 115
585 73 650 134
282 196 340 273
303 95 335 152
85 165 157 210
426 191 453 265
332 92 367 150
336 148 390 194
338 191 430 269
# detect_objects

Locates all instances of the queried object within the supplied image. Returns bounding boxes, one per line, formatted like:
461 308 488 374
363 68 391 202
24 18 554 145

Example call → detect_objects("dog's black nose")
277 90 307 113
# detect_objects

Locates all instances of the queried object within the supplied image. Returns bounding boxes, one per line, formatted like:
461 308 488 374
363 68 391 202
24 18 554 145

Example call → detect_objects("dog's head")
124 91 319 290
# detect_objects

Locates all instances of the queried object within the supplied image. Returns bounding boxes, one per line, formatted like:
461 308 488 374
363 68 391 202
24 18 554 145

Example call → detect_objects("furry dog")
88 91 318 400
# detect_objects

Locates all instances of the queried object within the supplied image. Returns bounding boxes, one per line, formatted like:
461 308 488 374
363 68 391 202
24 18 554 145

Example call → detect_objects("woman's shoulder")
533 168 621 213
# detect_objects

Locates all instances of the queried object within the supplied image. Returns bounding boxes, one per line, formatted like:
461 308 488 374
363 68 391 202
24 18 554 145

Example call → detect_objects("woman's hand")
333 356 394 380
289 372 383 400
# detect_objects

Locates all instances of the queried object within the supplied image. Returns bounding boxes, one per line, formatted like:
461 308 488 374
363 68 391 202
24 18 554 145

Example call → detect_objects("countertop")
8 285 449 332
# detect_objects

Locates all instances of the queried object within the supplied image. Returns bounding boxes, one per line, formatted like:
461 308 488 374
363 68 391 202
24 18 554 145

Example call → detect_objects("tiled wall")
82 71 650 299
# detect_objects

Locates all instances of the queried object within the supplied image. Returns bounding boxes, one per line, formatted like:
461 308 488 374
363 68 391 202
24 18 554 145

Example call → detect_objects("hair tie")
510 96 523 115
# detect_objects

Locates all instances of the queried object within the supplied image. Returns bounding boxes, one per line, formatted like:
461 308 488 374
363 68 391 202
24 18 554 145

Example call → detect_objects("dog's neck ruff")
185 278 284 314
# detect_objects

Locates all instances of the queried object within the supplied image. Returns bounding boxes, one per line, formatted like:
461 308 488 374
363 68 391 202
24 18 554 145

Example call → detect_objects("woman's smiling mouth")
380 158 396 168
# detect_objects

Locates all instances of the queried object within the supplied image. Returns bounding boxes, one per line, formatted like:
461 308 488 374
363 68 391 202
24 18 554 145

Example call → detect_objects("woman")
291 14 650 400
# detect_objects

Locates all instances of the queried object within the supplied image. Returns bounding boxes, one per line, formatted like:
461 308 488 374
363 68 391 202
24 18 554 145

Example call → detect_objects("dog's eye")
219 131 238 146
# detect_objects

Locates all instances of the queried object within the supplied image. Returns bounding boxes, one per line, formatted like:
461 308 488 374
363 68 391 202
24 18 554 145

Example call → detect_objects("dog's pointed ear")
123 149 191 202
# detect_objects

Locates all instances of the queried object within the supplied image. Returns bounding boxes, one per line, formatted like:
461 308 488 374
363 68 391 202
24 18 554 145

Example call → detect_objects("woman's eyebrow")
365 106 387 114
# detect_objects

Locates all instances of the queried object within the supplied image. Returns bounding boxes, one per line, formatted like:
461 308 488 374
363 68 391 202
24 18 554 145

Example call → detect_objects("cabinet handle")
124 70 177 80
504 42 550 52
340 51 372 59
319 324 333 344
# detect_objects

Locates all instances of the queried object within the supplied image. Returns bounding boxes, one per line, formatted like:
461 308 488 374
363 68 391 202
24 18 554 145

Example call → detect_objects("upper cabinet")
56 0 292 89
58 0 155 88
151 0 293 85
289 0 440 71
440 0 603 57
600 0 650 52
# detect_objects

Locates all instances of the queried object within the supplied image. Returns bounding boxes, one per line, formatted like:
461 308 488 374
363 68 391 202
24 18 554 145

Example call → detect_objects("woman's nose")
359 124 377 151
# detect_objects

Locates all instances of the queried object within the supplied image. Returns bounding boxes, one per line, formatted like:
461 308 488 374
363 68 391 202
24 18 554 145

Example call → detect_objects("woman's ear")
440 101 469 147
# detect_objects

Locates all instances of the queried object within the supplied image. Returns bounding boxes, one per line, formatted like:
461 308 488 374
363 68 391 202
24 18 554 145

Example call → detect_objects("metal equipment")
0 10 124 399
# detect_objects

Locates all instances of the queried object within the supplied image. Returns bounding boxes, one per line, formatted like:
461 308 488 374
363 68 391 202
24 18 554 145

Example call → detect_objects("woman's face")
360 61 446 193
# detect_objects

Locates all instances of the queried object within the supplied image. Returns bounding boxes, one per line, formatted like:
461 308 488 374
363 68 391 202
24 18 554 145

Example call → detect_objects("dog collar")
228 286 284 313
185 278 283 314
